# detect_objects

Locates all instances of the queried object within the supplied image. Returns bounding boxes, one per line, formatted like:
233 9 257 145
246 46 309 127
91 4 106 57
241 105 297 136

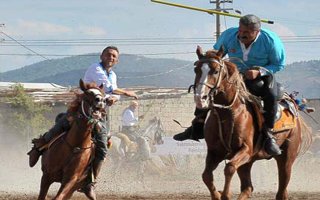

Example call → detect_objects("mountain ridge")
0 54 319 98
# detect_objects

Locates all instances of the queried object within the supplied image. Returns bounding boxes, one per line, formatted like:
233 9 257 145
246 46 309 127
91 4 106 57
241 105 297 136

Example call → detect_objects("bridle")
80 88 106 122
190 57 239 109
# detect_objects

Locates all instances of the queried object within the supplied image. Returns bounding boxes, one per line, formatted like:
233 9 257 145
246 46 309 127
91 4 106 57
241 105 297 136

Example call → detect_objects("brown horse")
38 79 106 200
193 46 312 200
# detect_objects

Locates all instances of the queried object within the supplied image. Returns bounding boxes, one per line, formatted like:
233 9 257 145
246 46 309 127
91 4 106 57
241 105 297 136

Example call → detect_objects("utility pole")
0 23 4 40
209 0 234 40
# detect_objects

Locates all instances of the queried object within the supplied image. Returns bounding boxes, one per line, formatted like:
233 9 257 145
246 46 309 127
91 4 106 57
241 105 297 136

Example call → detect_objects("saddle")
273 93 299 132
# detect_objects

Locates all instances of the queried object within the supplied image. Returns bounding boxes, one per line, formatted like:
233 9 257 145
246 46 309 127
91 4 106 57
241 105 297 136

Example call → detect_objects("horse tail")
297 116 313 157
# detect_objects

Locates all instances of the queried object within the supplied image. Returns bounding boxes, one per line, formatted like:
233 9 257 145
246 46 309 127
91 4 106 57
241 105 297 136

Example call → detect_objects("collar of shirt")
99 62 114 77
239 31 261 61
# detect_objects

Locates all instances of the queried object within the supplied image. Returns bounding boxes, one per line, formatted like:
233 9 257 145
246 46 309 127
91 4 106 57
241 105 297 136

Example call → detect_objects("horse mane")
67 91 83 113
67 81 104 113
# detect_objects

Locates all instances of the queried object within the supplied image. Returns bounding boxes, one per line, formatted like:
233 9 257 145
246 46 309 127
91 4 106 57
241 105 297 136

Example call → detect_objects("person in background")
121 100 143 141
173 14 285 156
120 100 150 160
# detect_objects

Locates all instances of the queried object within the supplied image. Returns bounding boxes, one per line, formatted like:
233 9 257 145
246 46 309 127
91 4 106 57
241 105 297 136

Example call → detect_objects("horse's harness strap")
62 137 93 154
199 58 240 109
210 89 239 109
211 109 232 153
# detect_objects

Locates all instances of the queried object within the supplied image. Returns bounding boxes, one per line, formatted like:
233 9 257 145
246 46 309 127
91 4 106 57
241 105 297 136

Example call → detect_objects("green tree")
5 83 52 138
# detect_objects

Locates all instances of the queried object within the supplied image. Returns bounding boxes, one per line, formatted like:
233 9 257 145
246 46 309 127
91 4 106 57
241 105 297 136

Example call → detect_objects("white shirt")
122 107 138 126
83 62 120 100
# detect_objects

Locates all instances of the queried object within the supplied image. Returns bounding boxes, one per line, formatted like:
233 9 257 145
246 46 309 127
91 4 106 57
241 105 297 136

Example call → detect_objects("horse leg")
38 174 53 200
222 144 251 200
275 152 296 200
137 161 146 185
202 150 224 200
54 178 81 200
236 161 254 200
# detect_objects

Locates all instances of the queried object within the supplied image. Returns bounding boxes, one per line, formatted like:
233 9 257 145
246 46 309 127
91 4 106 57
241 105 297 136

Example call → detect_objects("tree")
4 83 52 138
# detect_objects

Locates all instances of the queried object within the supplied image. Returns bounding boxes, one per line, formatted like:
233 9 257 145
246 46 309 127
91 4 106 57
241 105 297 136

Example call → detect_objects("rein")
81 100 91 119
197 57 240 154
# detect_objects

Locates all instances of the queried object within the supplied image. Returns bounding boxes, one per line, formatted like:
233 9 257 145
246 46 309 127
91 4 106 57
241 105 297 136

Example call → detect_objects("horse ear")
99 83 104 90
217 45 225 58
79 79 86 91
196 45 204 59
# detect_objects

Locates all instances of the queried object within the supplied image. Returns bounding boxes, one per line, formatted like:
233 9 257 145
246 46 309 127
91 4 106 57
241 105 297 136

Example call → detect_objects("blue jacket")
213 27 285 74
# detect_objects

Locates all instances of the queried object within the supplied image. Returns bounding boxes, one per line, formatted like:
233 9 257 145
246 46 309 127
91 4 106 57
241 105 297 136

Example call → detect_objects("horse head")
78 79 107 120
143 116 164 145
193 46 241 109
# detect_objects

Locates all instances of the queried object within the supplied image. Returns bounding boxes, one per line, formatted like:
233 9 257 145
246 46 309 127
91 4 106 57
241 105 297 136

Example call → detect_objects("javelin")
151 0 274 24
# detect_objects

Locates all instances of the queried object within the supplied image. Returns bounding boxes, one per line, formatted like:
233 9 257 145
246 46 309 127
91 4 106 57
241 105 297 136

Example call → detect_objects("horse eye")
95 97 101 102
209 70 218 75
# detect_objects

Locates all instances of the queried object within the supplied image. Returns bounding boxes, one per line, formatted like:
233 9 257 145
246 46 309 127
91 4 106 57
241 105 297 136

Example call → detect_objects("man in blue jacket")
174 14 285 156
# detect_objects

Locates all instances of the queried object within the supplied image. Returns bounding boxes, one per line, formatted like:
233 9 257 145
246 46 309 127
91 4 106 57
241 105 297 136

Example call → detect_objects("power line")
0 51 195 57
0 31 49 60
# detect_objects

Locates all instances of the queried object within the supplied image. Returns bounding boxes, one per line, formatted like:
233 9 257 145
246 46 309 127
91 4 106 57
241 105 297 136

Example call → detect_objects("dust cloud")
0 118 320 199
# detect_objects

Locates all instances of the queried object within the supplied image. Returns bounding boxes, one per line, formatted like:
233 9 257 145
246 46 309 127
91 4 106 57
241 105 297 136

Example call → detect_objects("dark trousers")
245 75 278 129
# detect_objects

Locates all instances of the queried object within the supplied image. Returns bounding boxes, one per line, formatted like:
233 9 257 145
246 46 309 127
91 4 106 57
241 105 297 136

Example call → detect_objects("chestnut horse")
38 79 106 200
193 46 312 200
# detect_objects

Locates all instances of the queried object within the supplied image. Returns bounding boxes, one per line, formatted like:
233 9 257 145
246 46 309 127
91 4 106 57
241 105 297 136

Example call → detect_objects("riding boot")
263 126 281 156
82 160 103 200
173 121 204 141
93 159 104 179
27 136 46 167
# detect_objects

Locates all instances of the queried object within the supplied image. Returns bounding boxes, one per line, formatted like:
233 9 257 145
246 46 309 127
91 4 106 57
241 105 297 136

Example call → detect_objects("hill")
276 60 320 98
0 54 193 88
0 54 319 98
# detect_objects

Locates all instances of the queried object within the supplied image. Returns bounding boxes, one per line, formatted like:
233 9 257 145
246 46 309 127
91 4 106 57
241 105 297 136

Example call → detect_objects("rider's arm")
264 32 286 74
113 88 138 99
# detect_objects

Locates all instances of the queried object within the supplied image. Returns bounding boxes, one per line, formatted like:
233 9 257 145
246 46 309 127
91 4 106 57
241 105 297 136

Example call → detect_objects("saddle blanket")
273 108 296 132
272 98 298 132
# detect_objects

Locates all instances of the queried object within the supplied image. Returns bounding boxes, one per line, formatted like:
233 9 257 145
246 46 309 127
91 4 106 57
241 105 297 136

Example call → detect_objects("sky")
0 0 319 72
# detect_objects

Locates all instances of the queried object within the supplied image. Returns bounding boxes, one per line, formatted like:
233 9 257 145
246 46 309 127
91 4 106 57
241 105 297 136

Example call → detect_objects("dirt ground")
1 192 320 200
1 127 320 200
1 150 320 200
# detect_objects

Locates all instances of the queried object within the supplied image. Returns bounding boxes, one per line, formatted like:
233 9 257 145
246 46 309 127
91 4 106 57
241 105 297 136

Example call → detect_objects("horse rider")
289 92 315 113
121 101 149 157
28 46 138 198
173 14 285 156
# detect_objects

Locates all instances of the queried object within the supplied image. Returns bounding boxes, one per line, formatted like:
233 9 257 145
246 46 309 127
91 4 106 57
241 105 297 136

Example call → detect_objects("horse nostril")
202 95 207 100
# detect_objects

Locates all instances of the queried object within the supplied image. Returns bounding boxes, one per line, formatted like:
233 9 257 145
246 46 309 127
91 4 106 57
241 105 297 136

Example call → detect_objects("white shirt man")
122 101 139 127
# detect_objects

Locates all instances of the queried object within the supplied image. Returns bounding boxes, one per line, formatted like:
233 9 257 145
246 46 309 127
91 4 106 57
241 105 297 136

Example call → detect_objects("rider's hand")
125 91 138 99
106 96 118 106
245 69 260 80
